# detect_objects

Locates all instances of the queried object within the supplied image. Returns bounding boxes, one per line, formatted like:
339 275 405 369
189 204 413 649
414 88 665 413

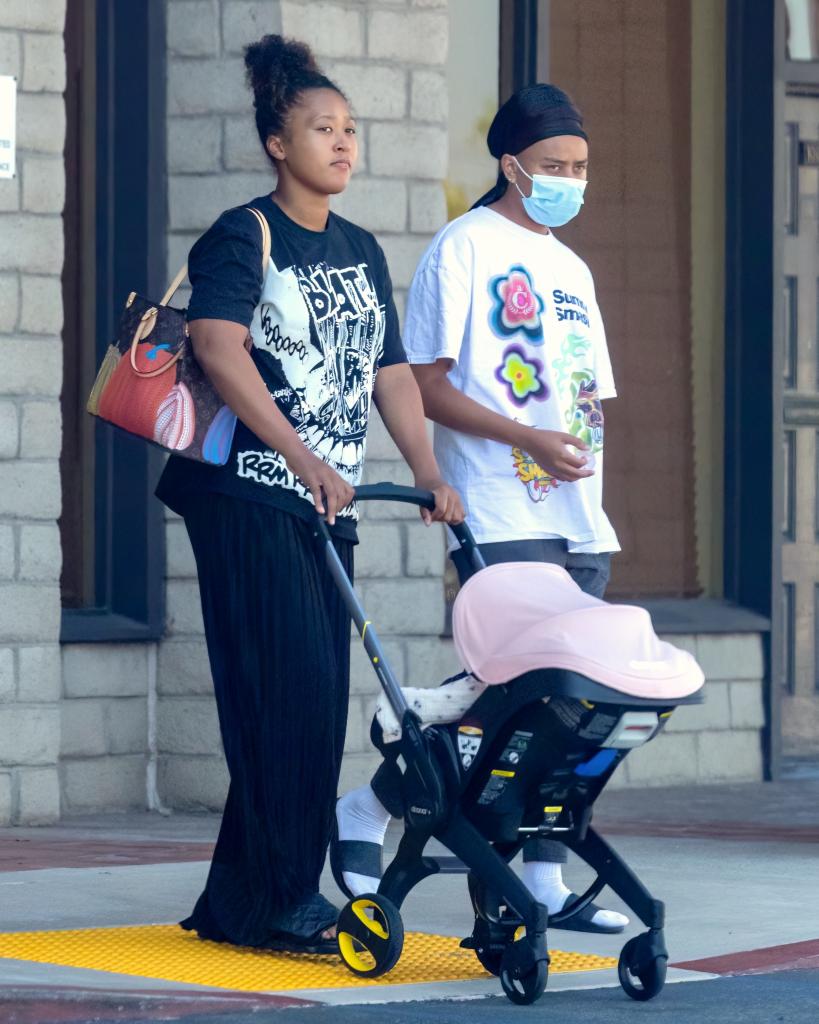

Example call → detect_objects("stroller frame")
315 484 700 1005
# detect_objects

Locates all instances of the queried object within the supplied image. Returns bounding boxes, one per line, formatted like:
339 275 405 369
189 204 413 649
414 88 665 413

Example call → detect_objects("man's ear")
266 134 286 162
501 154 517 184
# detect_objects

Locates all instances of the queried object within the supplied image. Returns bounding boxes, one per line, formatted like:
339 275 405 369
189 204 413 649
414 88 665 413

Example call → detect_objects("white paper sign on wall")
0 76 17 180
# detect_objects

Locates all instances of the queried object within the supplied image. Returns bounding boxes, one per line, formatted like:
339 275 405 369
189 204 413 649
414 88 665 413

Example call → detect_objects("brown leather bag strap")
129 206 271 378
128 306 185 378
157 206 269 310
246 206 272 276
160 265 190 307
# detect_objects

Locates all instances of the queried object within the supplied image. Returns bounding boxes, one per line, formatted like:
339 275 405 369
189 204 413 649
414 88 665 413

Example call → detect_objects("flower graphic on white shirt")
488 264 545 342
495 345 549 407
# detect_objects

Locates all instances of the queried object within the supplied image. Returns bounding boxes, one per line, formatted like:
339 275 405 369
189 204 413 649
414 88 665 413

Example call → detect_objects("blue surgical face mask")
512 158 587 227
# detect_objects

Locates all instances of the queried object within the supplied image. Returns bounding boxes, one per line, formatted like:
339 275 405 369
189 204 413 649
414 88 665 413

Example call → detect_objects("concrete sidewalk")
0 779 817 1019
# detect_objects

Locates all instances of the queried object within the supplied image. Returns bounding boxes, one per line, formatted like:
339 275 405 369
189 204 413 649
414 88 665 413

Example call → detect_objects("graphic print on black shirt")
155 195 406 534
237 256 387 513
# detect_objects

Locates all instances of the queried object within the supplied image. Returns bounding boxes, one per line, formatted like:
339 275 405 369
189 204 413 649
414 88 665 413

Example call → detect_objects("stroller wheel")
337 893 404 979
499 954 548 1005
498 930 549 1005
618 935 667 1001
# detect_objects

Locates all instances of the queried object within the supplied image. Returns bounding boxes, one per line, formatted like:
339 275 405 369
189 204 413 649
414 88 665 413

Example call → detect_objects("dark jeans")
372 538 612 865
451 537 611 599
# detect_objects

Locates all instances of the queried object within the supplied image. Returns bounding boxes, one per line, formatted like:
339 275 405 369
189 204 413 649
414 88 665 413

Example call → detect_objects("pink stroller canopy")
453 563 704 701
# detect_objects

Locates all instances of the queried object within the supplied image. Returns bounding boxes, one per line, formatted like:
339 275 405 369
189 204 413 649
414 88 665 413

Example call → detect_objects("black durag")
472 84 587 209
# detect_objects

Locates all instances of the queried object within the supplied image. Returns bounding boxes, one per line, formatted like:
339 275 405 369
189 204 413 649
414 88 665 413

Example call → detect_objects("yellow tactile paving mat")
0 925 617 991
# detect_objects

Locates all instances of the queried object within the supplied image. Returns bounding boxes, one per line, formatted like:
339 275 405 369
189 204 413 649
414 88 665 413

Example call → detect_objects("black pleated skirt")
179 494 353 946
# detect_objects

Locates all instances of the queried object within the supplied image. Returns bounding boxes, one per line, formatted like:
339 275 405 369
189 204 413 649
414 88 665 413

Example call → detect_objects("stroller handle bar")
354 482 486 574
314 482 486 727
355 482 436 510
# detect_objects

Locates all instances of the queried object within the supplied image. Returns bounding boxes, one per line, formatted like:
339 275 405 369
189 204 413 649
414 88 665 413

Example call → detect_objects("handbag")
87 206 271 465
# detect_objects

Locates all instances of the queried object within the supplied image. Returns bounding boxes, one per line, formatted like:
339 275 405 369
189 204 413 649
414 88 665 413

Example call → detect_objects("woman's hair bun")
244 34 342 158
245 35 320 107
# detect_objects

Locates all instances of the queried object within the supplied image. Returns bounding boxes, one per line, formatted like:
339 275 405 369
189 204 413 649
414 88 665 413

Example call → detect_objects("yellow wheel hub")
337 895 404 978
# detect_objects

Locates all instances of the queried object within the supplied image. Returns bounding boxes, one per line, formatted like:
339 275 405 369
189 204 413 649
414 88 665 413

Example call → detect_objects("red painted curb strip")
597 821 819 844
0 838 215 872
674 937 819 976
0 985 318 1023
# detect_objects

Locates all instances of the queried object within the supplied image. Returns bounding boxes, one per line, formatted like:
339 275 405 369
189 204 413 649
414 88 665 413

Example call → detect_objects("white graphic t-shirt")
403 206 619 553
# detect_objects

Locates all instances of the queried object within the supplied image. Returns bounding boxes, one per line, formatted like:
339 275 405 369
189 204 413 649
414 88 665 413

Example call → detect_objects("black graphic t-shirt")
156 195 407 540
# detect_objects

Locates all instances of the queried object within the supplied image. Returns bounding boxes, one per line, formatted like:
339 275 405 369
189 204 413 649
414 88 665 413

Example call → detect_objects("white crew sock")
336 785 391 896
522 860 629 930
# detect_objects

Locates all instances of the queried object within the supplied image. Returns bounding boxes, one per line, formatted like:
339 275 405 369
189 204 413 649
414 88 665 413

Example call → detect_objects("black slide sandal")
265 930 339 955
264 892 340 954
548 891 627 934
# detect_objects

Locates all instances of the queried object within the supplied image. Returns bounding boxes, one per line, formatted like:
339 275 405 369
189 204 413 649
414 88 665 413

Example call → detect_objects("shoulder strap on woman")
246 206 272 277
159 205 272 307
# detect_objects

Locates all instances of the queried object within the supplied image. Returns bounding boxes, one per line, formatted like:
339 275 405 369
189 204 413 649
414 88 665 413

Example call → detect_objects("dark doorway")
60 0 167 641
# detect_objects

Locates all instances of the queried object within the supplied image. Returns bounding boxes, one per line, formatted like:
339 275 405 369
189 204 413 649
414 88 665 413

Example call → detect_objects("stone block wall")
0 0 66 825
611 632 765 788
59 644 151 813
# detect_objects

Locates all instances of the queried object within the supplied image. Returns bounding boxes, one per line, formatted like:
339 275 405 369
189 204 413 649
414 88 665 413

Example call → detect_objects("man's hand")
415 477 465 526
519 428 595 483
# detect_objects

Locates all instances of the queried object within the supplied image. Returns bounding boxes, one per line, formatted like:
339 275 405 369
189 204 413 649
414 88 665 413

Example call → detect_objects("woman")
335 84 627 934
156 34 462 954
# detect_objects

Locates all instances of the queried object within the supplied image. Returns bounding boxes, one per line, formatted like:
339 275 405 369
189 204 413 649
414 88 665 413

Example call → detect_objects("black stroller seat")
314 484 705 1006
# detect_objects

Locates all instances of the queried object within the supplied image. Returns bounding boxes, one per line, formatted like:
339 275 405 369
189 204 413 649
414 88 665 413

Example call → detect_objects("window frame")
499 0 549 100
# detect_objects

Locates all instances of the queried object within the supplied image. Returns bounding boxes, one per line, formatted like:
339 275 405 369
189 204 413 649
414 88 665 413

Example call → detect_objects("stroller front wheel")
498 929 549 1005
499 953 549 1005
618 934 667 1001
337 894 404 979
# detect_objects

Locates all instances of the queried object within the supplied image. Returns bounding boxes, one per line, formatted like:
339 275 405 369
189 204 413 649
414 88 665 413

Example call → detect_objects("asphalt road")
164 972 817 1024
61 970 815 1024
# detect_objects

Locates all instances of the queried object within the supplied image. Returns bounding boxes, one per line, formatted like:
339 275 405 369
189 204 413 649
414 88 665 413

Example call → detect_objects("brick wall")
0 1 66 825
158 0 453 808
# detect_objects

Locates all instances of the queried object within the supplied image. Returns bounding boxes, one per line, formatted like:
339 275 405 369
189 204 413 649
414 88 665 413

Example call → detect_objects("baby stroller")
315 484 705 1006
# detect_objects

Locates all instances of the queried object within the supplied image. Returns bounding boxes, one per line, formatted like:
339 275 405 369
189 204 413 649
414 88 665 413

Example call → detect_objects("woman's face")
504 135 589 195
267 87 358 195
